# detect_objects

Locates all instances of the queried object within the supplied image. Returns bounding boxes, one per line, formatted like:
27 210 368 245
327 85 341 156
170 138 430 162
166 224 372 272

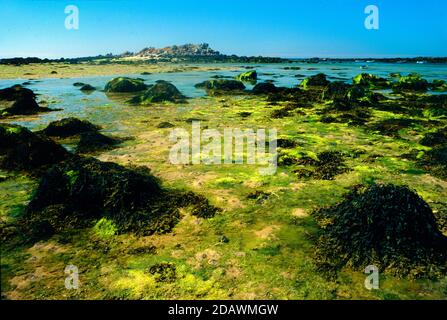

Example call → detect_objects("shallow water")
1 61 446 131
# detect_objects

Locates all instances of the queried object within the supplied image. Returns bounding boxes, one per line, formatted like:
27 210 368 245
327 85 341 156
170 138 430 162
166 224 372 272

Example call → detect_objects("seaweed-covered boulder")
73 82 85 87
431 80 447 92
312 184 447 277
76 131 123 154
352 73 390 89
80 84 96 92
21 156 220 239
40 117 100 137
321 81 351 100
195 79 245 95
104 77 147 93
300 73 330 89
131 80 186 103
394 73 429 92
0 84 35 101
1 96 54 117
0 124 69 172
236 70 257 82
252 82 279 94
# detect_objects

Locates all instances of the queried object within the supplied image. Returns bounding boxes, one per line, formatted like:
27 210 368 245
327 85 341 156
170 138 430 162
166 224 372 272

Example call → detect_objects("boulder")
300 73 330 89
393 73 429 92
431 80 447 92
0 85 35 101
236 70 257 82
0 124 69 173
104 77 147 93
80 84 96 92
352 73 390 89
131 80 186 103
40 117 100 137
195 79 245 95
76 131 123 154
252 82 279 94
1 96 53 117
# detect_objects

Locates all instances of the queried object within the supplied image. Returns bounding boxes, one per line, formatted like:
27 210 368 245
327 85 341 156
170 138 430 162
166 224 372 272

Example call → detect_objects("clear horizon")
1 0 446 59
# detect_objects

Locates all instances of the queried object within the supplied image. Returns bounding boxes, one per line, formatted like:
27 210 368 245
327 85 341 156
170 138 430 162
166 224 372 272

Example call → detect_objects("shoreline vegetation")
1 44 447 300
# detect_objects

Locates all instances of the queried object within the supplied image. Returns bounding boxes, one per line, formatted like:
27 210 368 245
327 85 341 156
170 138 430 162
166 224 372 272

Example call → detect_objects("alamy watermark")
364 265 379 290
364 5 379 30
169 122 277 175
65 5 79 30
64 265 79 289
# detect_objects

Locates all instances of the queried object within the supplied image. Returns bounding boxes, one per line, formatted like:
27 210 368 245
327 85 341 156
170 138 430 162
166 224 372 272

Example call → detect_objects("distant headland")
1 43 446 65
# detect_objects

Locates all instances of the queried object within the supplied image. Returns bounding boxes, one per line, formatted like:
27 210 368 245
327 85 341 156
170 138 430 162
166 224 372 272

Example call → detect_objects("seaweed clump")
20 156 219 240
0 85 54 117
0 124 69 173
104 77 148 93
195 79 246 95
293 151 350 180
312 184 447 278
75 131 123 154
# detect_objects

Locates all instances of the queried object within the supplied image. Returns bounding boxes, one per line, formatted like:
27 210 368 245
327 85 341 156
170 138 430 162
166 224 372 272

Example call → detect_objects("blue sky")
0 0 446 58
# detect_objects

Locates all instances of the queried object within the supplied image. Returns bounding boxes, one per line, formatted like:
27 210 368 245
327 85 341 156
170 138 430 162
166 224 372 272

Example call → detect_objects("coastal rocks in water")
252 82 279 94
195 79 245 95
104 77 148 93
21 156 220 240
352 73 390 89
131 80 187 103
299 73 330 89
40 117 100 137
0 124 69 173
393 73 429 92
73 82 86 87
80 84 96 92
312 184 447 278
1 96 53 117
75 131 123 154
0 84 36 101
236 70 257 82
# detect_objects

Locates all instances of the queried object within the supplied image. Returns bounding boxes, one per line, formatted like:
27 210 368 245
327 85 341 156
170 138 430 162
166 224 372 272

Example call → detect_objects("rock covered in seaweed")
312 184 447 278
195 79 246 95
299 73 330 89
75 131 123 154
39 117 101 137
236 70 257 82
0 124 69 173
0 85 54 117
393 73 429 92
252 82 279 94
104 77 148 93
0 84 35 101
131 80 187 103
352 73 390 89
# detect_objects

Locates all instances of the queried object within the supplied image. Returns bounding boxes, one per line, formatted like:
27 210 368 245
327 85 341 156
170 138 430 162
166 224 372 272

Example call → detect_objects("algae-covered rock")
420 128 447 147
352 73 390 89
293 151 350 180
73 82 85 87
0 84 35 101
104 77 147 93
40 117 100 137
300 73 330 89
131 80 186 103
418 145 447 180
252 82 279 94
312 184 447 278
0 124 69 173
75 131 123 154
195 79 246 95
1 96 54 117
393 73 429 92
80 84 96 92
236 70 257 82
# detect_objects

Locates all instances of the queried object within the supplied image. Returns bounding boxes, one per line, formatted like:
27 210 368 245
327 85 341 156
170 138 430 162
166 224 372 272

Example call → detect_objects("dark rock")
157 122 175 128
0 85 36 101
0 124 69 173
252 82 279 94
80 84 96 92
40 117 100 137
393 73 429 92
76 131 123 154
300 73 330 88
352 73 390 89
73 82 86 87
104 77 148 93
131 80 186 103
195 79 245 95
236 70 257 82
